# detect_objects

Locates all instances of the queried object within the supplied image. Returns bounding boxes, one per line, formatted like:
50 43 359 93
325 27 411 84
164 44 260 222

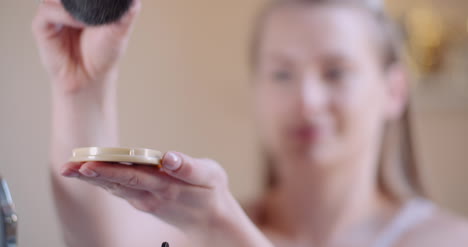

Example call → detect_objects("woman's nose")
297 77 327 115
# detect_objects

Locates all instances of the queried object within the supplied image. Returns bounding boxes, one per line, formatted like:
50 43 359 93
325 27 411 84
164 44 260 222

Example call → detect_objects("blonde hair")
251 0 424 203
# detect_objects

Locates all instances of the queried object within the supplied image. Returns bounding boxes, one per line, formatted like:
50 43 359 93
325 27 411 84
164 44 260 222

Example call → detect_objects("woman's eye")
272 70 293 82
324 67 346 83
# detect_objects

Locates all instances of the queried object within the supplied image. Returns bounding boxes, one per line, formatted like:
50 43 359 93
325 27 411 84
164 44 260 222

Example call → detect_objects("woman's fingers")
61 162 150 200
61 162 84 177
161 152 228 188
32 0 85 70
93 0 142 43
79 176 150 200
32 1 85 40
62 151 228 193
112 0 142 30
76 162 178 192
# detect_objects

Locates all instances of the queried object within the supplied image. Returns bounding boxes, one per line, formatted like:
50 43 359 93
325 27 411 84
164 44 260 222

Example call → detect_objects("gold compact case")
70 147 163 166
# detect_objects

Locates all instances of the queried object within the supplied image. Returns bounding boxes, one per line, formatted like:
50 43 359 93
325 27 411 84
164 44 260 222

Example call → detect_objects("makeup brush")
61 0 133 25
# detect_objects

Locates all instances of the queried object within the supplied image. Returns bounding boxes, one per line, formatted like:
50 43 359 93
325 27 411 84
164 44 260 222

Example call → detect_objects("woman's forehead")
259 4 378 62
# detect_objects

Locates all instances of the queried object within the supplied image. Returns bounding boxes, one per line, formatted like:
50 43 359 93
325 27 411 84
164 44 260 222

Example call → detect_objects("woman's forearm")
50 79 119 167
49 76 120 247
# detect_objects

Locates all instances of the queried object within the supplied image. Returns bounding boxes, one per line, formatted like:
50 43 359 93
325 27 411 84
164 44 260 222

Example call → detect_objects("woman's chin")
290 145 341 168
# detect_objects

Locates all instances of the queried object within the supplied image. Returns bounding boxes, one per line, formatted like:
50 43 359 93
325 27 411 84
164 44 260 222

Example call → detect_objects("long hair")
250 0 425 203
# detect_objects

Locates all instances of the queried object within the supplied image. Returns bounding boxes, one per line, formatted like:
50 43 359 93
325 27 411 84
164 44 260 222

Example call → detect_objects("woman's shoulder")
398 205 468 247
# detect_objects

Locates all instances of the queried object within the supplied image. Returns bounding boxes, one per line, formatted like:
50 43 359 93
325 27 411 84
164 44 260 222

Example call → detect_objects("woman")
32 0 468 246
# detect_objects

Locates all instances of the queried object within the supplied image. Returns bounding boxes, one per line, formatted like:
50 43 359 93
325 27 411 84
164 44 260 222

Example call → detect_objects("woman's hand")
32 0 141 93
61 152 273 247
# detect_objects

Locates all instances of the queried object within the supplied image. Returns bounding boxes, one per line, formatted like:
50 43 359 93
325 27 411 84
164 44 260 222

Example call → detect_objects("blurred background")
0 0 467 246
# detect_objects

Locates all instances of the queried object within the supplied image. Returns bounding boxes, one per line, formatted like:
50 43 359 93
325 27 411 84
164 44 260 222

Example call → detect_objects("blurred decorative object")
404 4 446 73
0 177 17 247
388 0 468 79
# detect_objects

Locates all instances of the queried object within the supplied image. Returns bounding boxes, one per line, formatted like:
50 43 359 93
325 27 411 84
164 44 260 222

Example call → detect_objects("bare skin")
251 4 468 247
32 0 468 247
33 1 271 246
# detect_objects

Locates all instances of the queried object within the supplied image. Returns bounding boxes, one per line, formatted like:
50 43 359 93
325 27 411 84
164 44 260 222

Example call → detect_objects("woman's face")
254 4 403 167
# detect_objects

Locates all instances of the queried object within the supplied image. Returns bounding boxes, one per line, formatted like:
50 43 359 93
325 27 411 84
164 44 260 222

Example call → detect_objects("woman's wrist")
50 70 118 123
51 77 117 105
50 67 118 99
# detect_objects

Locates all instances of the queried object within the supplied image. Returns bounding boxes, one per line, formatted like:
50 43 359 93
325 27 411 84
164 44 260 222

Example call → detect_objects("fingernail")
79 167 98 177
163 152 182 171
61 169 80 178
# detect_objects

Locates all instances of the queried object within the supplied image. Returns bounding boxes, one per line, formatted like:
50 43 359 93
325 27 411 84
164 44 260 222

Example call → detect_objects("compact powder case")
70 147 163 166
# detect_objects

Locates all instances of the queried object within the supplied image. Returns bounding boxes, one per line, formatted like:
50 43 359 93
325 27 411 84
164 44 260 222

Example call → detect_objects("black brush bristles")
61 0 133 26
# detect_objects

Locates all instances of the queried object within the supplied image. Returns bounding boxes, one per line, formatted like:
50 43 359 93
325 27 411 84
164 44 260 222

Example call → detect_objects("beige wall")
1 1 266 246
413 103 468 216
0 0 467 247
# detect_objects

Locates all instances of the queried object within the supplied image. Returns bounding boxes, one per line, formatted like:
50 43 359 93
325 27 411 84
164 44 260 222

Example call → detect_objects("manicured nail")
61 168 80 178
163 152 182 171
79 167 98 177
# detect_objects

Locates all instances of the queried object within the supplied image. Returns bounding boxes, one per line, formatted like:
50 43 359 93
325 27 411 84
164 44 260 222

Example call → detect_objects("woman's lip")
290 126 320 142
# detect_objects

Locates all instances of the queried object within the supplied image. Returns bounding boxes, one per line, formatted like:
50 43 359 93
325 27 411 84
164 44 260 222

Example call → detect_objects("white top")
373 198 435 247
